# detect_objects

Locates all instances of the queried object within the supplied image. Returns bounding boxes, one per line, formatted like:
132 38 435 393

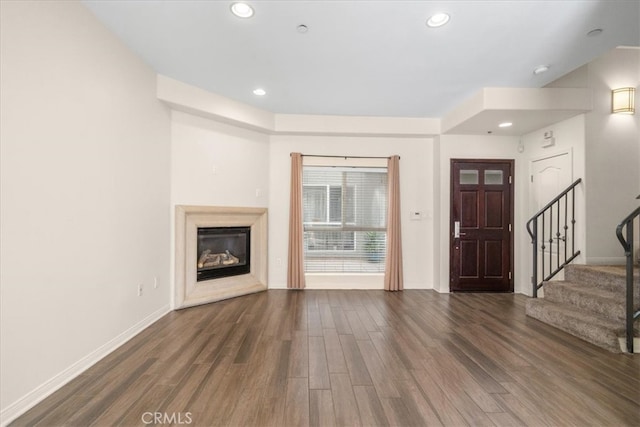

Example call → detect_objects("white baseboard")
268 282 434 290
0 305 170 427
618 337 640 354
402 282 434 290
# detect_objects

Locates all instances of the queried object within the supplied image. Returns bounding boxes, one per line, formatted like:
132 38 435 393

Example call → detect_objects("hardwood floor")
11 290 640 426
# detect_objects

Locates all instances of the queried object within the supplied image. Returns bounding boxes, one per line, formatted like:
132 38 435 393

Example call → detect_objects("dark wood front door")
450 159 514 292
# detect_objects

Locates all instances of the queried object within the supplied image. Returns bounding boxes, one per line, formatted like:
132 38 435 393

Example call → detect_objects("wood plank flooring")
11 290 640 426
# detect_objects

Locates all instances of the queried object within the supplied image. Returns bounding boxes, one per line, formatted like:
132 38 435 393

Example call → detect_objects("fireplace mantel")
174 205 267 309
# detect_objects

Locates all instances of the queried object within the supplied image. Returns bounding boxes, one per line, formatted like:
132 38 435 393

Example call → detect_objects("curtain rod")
291 153 399 160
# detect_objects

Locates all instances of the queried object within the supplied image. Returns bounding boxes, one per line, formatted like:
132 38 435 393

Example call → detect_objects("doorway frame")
449 158 515 292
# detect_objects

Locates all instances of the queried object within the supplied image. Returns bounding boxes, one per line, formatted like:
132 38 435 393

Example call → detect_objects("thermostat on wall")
542 130 555 148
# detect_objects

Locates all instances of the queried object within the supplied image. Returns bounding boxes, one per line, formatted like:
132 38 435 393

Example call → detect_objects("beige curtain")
287 153 306 289
384 155 403 291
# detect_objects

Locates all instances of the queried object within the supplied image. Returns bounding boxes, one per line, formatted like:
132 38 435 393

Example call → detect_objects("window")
303 185 355 225
303 166 388 273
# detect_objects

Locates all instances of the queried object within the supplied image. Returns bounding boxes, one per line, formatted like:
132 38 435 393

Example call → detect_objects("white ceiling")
83 0 639 119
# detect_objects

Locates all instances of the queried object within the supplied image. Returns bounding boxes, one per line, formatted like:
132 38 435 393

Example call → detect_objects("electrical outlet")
138 283 143 296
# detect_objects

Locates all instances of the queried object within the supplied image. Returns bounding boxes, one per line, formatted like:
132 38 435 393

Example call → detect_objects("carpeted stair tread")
525 298 627 352
564 265 640 298
542 281 627 322
527 264 639 353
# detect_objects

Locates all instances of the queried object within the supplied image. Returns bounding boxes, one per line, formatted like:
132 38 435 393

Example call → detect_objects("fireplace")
175 206 267 309
197 227 250 281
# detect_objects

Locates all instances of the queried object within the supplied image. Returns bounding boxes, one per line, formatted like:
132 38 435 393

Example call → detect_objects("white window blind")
303 165 388 273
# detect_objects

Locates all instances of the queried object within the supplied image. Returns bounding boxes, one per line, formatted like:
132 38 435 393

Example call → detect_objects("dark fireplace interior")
197 227 250 281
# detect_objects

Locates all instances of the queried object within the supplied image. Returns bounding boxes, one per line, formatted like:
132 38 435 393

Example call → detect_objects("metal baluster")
532 220 538 297
564 193 568 264
571 187 576 256
616 206 639 353
526 179 582 298
556 200 561 270
626 221 634 353
541 214 545 284
549 205 553 279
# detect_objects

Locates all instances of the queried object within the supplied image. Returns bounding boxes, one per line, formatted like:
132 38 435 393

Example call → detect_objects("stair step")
564 265 640 298
543 281 627 322
528 264 640 352
525 298 628 353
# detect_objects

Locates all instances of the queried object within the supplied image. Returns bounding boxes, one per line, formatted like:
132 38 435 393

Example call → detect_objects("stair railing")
615 205 640 354
526 179 582 298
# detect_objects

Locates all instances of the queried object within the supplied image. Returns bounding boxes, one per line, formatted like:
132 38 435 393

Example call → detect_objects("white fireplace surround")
174 205 268 309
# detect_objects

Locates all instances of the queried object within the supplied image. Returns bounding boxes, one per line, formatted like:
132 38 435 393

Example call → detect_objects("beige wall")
269 134 435 289
0 1 171 421
547 47 640 264
170 111 270 208
583 47 640 264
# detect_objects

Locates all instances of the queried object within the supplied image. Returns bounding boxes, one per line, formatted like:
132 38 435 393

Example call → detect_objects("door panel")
484 240 504 277
485 191 503 228
451 160 513 292
460 241 479 278
461 191 478 227
484 240 505 279
532 154 571 210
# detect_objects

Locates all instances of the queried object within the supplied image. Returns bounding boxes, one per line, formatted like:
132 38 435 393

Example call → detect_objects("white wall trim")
403 282 436 290
268 278 433 290
0 305 170 427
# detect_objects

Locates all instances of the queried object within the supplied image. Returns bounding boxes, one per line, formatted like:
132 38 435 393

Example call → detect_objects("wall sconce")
611 87 635 114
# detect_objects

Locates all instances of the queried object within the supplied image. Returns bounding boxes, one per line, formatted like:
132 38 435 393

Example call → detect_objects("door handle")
454 221 466 238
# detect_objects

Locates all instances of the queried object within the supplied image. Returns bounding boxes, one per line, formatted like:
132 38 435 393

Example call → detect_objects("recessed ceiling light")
498 122 513 128
297 24 309 34
253 88 266 96
230 2 254 18
587 28 603 37
533 65 550 75
426 13 450 28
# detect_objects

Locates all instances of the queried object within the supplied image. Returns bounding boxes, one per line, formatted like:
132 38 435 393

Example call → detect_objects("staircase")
526 264 640 353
